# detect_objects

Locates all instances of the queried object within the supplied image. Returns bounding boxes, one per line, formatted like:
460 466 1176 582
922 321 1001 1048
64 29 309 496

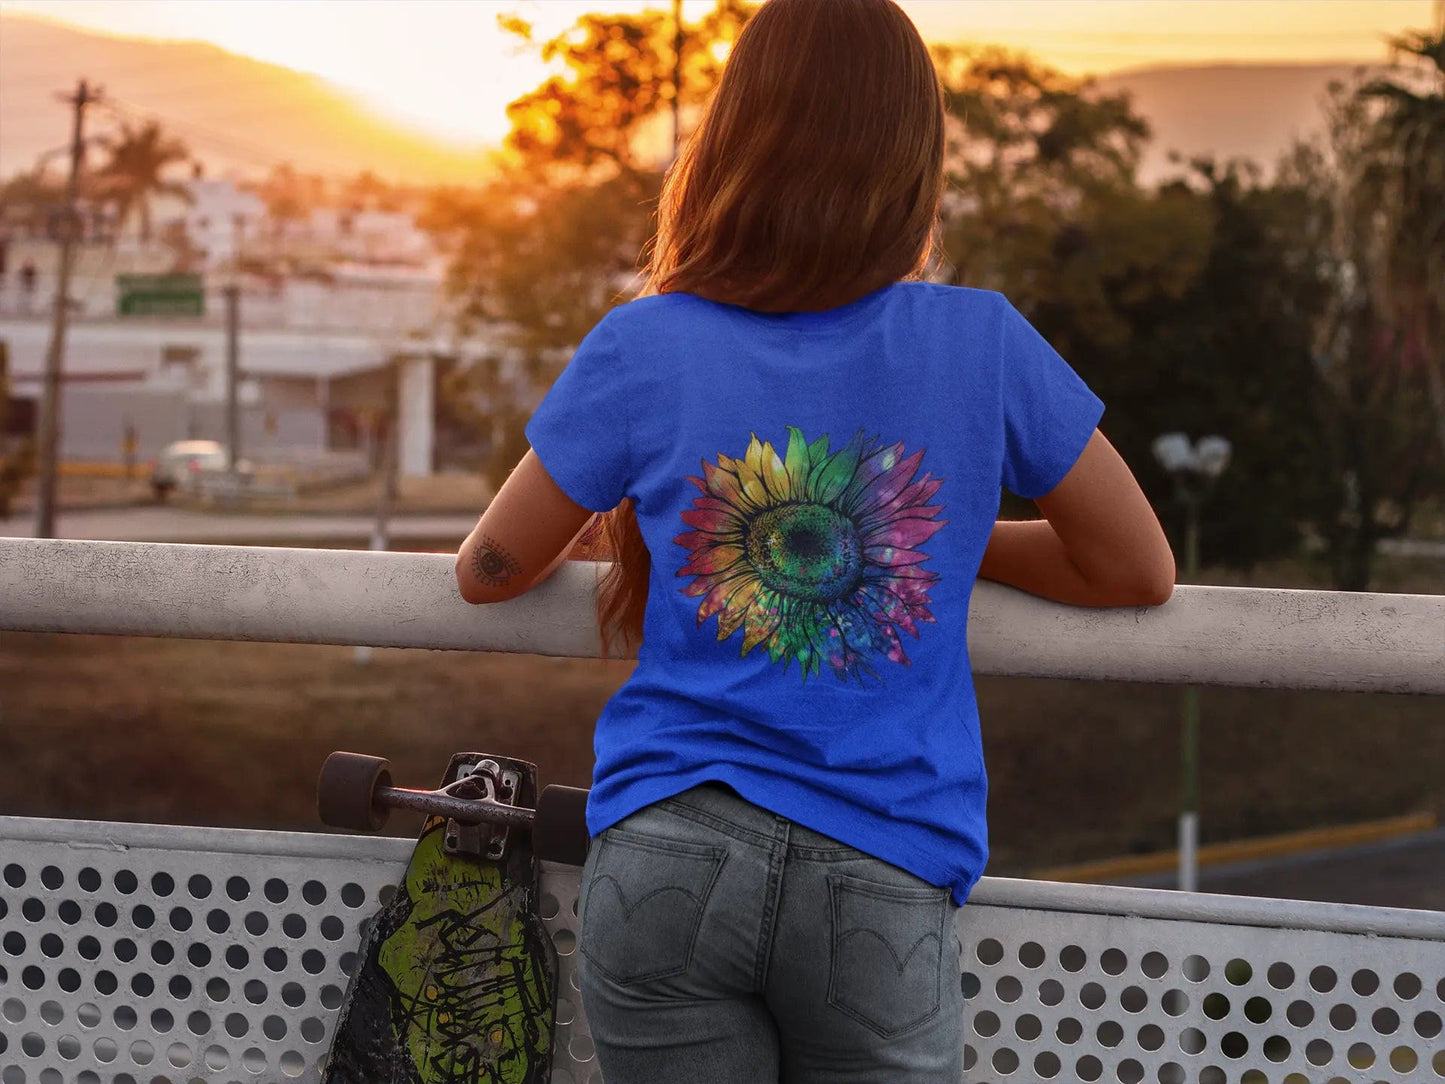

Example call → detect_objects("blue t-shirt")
524 281 1103 905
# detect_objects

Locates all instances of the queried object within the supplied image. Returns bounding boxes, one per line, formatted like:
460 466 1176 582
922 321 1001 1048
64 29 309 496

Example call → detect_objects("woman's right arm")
978 428 1175 607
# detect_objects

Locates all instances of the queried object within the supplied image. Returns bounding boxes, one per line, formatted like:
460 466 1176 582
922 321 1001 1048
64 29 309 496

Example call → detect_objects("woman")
455 1 1174 1079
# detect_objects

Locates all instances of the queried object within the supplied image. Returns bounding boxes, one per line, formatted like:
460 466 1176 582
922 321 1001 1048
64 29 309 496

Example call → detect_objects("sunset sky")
1 0 1439 144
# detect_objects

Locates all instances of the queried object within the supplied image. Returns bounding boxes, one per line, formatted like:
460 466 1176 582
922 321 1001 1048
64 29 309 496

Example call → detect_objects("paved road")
1112 830 1445 913
0 506 479 544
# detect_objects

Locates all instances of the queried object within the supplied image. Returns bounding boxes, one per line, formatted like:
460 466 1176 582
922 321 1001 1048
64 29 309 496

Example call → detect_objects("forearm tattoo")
470 535 523 587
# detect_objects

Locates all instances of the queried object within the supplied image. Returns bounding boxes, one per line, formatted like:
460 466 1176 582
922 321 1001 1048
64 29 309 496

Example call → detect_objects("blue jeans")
577 782 966 1082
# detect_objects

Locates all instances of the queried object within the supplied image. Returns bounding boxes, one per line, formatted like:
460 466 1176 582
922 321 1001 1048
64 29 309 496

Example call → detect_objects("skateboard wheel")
318 752 392 831
533 785 591 866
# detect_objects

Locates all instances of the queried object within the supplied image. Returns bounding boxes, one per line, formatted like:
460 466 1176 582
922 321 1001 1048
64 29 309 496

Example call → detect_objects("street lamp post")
1152 432 1231 892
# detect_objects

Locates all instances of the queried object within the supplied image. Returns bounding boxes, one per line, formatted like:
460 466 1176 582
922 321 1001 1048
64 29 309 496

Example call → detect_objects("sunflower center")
745 503 863 602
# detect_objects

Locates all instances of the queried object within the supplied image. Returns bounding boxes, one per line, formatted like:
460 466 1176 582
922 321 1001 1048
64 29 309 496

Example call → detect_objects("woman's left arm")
454 449 597 604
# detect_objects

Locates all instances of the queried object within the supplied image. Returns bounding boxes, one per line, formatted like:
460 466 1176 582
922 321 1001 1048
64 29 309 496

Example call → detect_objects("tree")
1272 81 1445 589
1355 27 1445 458
429 2 759 491
91 120 192 244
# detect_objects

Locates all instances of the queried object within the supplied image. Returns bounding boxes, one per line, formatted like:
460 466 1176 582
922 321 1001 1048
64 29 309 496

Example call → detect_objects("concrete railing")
1 537 1442 1084
2 538 1442 693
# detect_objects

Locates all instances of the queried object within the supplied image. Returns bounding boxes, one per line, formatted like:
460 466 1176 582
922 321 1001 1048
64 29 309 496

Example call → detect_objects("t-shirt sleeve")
997 296 1105 499
523 315 631 513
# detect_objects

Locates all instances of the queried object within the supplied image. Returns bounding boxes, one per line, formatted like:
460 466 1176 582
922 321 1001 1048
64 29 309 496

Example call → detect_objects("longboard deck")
323 753 557 1084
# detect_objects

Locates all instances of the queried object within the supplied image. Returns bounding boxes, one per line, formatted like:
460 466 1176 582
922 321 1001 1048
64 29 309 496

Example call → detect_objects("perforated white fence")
2 815 1441 1084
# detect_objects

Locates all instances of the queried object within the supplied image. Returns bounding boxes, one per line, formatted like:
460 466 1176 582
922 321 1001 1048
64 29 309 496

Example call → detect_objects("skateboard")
316 751 591 1084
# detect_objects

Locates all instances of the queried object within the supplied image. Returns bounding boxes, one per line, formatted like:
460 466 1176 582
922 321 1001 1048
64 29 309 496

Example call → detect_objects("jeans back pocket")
826 873 949 1038
580 826 727 986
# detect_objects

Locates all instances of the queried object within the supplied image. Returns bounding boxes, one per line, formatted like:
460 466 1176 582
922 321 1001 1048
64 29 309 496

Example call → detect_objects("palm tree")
1355 27 1445 456
92 120 193 244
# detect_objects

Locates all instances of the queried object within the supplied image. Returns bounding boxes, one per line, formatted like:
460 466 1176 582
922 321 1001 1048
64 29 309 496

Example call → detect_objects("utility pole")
672 0 683 163
356 357 401 666
33 79 101 539
225 213 244 481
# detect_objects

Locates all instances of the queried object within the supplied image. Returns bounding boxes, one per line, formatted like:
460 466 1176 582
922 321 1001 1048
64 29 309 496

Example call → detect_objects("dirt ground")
0 625 1439 876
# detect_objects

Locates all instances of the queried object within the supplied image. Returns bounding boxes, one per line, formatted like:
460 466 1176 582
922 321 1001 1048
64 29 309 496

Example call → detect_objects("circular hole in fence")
1198 1066 1226 1084
1034 1051 1061 1079
1203 993 1230 1020
976 939 1003 966
1310 966 1337 993
340 883 365 908
1346 1041 1374 1068
1039 979 1064 1006
129 1039 154 1065
301 1016 325 1043
128 973 153 998
1097 1021 1123 1048
1415 1010 1442 1039
93 970 117 995
1137 1024 1164 1051
149 1008 173 1033
302 949 327 974
226 945 250 970
186 875 211 900
1329 1003 1356 1030
207 909 231 934
303 881 327 906
1267 962 1295 989
1263 1035 1291 1062
150 873 174 897
282 914 307 939
280 982 305 1009
1140 951 1168 979
114 937 137 963
1101 948 1127 976
264 879 289 904
130 905 154 930
991 1048 1019 1075
974 1010 1000 1037
167 975 191 999
1117 1058 1143 1084
1182 955 1209 982
1015 1013 1041 1041
242 1046 267 1072
1352 969 1379 997
1179 1028 1206 1055
1220 1031 1248 1059
244 980 268 1005
961 971 980 999
1060 945 1087 973
1121 985 1148 1013
1157 1063 1185 1084
996 975 1022 1003
1225 958 1253 985
1080 983 1106 1010
1056 1017 1083 1045
187 943 211 968
1389 1046 1418 1073
206 977 230 1002
224 1013 249 1039
149 940 174 965
187 1011 210 1035
1076 1054 1102 1081
23 898 45 922
1286 999 1314 1027
1244 996 1272 1024
226 876 250 902
1018 941 1045 968
76 1003 100 1029
204 1044 228 1070
1305 1038 1333 1065
1391 971 1421 1000
263 1015 287 1041
1372 1006 1399 1034
963 1044 976 1071
113 870 137 894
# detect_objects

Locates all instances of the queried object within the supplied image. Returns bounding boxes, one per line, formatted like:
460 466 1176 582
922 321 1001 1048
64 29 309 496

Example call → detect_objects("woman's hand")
455 449 597 604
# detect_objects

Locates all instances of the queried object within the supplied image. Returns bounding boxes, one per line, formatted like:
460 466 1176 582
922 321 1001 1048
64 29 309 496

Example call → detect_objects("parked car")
150 440 252 501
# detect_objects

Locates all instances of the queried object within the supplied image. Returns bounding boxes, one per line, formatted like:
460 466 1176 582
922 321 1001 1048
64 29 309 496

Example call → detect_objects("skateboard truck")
317 751 592 866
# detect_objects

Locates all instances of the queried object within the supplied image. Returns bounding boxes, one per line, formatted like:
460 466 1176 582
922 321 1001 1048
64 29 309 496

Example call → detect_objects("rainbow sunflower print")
675 427 946 684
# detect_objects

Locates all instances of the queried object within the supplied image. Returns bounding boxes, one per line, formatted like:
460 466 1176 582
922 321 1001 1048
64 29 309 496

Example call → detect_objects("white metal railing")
1 537 1443 1084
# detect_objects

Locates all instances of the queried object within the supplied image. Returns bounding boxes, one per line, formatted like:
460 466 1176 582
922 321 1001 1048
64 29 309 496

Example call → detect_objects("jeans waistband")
658 781 859 857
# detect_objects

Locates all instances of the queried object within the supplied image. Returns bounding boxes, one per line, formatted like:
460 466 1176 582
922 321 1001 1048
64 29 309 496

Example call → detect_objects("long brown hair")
594 0 946 657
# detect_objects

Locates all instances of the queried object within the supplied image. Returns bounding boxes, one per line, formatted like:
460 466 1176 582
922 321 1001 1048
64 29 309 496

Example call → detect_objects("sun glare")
0 0 1435 146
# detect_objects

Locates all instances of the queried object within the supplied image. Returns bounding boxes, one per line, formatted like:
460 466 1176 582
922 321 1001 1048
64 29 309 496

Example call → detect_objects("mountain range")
1 12 1391 190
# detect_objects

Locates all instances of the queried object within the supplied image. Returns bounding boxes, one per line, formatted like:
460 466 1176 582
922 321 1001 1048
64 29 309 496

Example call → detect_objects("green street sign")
116 273 205 317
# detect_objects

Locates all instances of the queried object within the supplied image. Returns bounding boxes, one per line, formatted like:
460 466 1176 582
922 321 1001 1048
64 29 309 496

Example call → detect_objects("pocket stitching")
580 831 727 987
826 873 947 1039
